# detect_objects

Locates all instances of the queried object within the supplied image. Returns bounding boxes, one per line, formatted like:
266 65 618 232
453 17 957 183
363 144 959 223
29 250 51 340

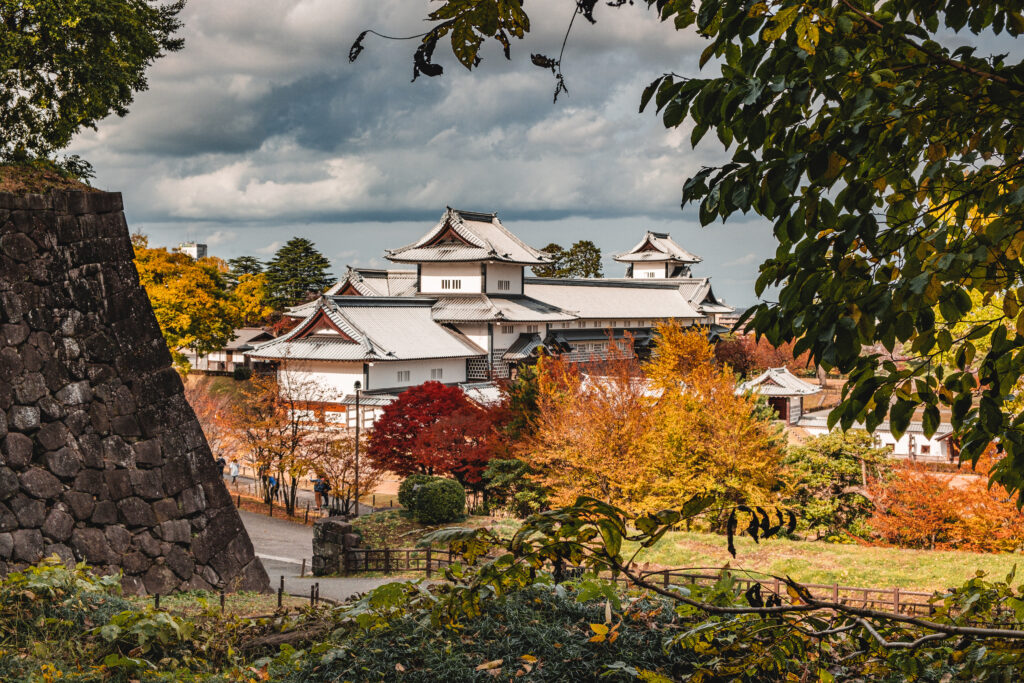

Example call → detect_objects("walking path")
228 475 375 516
240 510 406 603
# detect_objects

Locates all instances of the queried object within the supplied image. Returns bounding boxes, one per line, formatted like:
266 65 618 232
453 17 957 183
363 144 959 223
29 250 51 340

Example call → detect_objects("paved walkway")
240 510 404 603
228 475 375 516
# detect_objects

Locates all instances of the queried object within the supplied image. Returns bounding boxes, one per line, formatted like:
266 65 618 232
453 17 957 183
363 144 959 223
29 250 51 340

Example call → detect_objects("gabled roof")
325 267 418 297
502 333 544 361
386 208 552 265
461 381 504 406
524 278 703 320
248 297 485 362
737 367 821 397
430 294 577 323
224 327 275 351
673 277 733 315
613 231 702 264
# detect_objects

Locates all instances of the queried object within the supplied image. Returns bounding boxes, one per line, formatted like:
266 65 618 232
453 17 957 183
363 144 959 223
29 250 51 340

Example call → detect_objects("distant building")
250 207 734 422
796 409 956 462
176 242 208 259
184 327 275 373
737 367 821 424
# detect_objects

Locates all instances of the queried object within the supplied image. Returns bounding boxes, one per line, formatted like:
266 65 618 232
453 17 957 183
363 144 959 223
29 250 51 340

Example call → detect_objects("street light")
353 380 361 518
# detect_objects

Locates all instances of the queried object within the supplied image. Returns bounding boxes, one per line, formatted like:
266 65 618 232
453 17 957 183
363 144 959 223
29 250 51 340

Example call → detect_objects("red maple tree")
417 404 508 491
366 381 474 476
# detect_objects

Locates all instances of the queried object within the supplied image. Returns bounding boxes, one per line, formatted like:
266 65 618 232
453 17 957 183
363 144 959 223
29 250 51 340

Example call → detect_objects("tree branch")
839 0 1021 91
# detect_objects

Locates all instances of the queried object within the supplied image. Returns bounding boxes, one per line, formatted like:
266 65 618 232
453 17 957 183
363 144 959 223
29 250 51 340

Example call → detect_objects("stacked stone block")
0 190 269 595
312 517 360 576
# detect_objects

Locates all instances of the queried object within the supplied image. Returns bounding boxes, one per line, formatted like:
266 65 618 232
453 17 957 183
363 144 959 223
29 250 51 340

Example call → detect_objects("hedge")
398 474 439 512
414 478 465 525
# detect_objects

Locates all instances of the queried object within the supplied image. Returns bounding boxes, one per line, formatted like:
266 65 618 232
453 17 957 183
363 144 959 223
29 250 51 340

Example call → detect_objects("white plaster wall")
420 263 483 293
493 322 520 345
278 360 364 402
633 263 666 279
453 323 491 353
485 263 523 294
802 425 950 459
367 357 468 390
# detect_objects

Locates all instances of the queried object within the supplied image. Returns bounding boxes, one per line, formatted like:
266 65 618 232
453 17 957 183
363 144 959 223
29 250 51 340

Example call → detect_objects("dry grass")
351 512 1020 593
0 162 96 194
128 591 308 617
628 531 1022 592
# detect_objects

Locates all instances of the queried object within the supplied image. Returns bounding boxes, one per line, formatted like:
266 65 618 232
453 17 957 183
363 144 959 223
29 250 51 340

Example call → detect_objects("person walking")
267 474 280 503
229 460 240 486
215 456 227 478
320 476 332 512
312 473 325 510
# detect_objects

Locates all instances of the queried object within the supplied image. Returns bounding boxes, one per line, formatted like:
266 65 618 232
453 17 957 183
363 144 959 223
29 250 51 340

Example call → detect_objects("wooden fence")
341 548 937 616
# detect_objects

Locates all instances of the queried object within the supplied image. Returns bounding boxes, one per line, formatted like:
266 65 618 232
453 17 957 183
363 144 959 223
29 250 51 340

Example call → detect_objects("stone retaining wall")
0 190 269 595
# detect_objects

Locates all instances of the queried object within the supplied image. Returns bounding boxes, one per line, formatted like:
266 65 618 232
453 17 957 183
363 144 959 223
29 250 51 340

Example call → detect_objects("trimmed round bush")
398 474 438 512
232 366 253 381
414 478 466 525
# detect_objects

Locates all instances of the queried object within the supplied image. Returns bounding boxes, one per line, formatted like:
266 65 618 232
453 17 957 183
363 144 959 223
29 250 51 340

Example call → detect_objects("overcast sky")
68 1 782 306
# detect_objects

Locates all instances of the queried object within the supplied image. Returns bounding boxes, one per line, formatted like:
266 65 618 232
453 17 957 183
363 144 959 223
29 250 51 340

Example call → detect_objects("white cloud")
64 0 774 305
722 253 760 268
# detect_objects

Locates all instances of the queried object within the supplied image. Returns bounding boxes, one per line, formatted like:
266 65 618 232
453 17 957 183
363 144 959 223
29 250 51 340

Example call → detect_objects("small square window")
397 370 410 382
497 279 511 291
431 368 443 380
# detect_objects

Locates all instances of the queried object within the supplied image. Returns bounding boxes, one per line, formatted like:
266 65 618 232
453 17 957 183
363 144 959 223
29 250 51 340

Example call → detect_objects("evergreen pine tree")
263 238 333 307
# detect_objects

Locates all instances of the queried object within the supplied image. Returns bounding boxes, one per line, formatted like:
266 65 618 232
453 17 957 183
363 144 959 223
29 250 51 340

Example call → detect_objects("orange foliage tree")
522 324 785 515
867 447 1024 552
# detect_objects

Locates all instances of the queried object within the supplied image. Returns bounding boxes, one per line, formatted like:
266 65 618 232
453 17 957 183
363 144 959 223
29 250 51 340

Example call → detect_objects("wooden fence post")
154 592 160 609
220 590 226 613
894 587 901 614
663 571 670 589
426 548 432 578
384 548 391 575
304 502 310 524
277 576 284 608
833 583 839 604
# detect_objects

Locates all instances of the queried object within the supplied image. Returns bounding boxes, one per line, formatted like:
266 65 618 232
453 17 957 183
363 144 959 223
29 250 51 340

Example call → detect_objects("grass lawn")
346 511 1023 593
128 590 308 617
628 531 1023 592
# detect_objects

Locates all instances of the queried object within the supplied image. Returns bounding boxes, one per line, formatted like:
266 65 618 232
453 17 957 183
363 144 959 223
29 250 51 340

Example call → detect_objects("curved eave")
386 254 549 266
612 254 703 264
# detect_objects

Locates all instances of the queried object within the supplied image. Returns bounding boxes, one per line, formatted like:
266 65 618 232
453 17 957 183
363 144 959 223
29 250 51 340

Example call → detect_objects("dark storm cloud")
67 0 770 304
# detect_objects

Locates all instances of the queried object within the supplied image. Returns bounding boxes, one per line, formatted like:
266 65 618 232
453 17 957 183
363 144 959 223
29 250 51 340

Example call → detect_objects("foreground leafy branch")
353 0 1024 504
422 495 1024 653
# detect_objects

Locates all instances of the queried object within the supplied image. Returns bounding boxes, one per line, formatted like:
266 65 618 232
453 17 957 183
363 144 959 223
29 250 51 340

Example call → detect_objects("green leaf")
762 6 800 42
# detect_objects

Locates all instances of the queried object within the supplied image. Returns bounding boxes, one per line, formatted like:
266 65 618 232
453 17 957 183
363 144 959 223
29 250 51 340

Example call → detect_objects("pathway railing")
341 548 938 615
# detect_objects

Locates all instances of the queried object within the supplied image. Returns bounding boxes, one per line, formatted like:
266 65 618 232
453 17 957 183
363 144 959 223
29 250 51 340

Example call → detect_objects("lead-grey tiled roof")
737 367 821 396
796 409 954 437
248 298 485 362
613 231 702 263
502 333 544 360
224 327 275 350
326 268 418 297
386 208 552 265
524 278 703 319
430 294 576 323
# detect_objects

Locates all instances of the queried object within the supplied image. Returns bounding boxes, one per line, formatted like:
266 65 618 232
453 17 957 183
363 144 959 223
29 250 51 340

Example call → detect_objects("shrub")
233 366 253 381
414 478 466 525
398 474 439 512
867 447 1024 552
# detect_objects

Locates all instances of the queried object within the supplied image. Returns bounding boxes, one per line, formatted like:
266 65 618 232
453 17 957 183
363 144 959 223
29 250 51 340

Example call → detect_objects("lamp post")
353 380 361 518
